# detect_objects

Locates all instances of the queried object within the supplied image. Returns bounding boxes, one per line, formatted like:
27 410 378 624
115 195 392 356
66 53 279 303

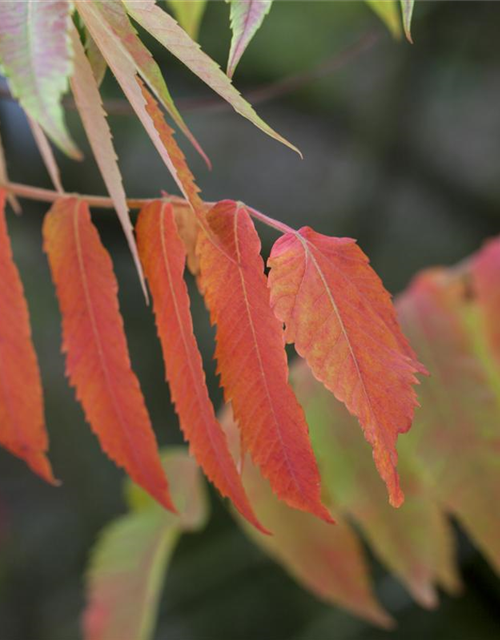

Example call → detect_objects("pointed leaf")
0 189 55 483
400 0 415 42
136 201 264 532
43 198 173 511
166 0 207 41
197 201 331 521
0 0 80 157
268 228 424 507
227 0 273 78
123 0 301 156
138 81 204 211
472 237 500 365
366 1 402 39
83 449 208 640
76 3 201 207
220 406 393 628
77 0 208 165
69 26 147 299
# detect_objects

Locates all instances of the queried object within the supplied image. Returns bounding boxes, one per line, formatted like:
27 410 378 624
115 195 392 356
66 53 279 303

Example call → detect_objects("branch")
0 31 380 117
2 180 178 210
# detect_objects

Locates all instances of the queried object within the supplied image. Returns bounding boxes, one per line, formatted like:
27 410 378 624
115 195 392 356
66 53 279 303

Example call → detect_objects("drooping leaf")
472 237 500 365
123 0 301 156
138 81 204 211
27 116 64 193
268 228 424 507
196 201 331 522
0 0 80 158
366 0 402 39
166 0 207 41
83 449 208 640
400 0 415 42
69 26 147 299
136 201 264 532
227 0 273 79
76 0 208 165
43 198 173 511
220 405 393 628
292 361 461 608
0 189 55 483
398 270 500 571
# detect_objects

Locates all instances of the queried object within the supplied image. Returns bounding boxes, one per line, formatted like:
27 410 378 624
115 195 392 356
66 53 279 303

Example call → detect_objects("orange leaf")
197 201 332 522
136 201 264 532
139 81 203 213
268 228 424 507
0 189 55 483
472 236 500 364
43 198 173 511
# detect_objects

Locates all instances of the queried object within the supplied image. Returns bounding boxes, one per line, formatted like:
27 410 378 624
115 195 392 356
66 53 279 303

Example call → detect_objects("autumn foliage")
0 0 499 637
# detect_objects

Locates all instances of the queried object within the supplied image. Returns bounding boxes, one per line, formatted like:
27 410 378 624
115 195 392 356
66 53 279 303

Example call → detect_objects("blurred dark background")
1 1 500 638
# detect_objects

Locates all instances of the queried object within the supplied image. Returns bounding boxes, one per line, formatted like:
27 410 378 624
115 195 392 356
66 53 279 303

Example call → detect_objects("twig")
0 30 380 117
3 181 155 210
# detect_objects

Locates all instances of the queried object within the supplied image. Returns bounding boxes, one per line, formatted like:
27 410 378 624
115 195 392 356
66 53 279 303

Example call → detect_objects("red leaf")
43 198 173 510
0 189 55 482
136 201 264 532
197 201 332 522
268 228 424 507
472 237 500 364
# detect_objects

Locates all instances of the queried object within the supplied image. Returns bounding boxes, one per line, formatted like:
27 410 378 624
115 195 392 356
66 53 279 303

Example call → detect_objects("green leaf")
123 0 301 156
398 270 500 572
227 0 273 78
400 0 415 42
366 0 402 39
166 0 207 41
83 448 208 640
0 0 80 158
